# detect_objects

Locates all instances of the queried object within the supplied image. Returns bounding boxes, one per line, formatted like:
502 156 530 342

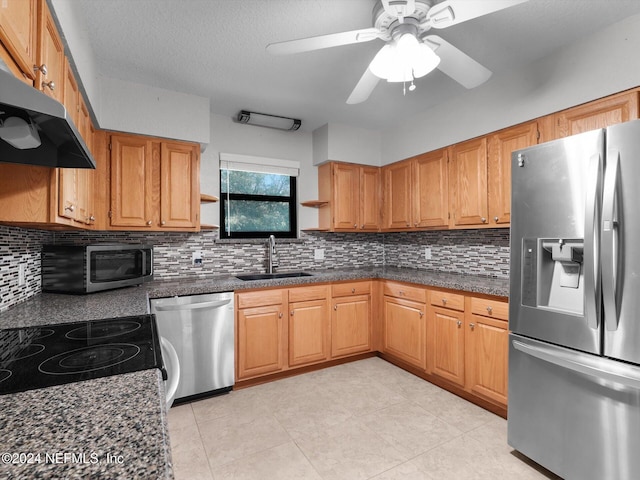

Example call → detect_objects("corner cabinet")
109 133 200 231
317 162 381 232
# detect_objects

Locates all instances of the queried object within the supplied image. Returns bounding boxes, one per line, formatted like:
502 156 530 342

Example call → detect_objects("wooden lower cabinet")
331 294 371 358
383 295 427 370
289 298 329 367
428 306 465 386
465 300 509 406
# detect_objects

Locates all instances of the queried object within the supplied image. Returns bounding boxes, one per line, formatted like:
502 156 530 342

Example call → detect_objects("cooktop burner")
0 315 164 395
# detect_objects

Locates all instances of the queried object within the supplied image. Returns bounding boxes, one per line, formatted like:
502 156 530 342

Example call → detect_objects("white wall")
381 13 640 164
201 114 316 232
312 123 382 166
98 76 210 145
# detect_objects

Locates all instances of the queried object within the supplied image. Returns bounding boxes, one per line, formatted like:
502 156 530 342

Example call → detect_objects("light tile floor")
167 357 561 480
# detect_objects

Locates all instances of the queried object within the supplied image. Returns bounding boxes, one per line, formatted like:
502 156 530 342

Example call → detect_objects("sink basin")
235 272 313 281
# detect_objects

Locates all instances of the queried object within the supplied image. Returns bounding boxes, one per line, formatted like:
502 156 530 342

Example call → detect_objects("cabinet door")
331 294 371 357
237 304 286 379
160 141 199 228
0 0 37 79
36 1 64 102
413 149 448 228
332 163 359 230
555 91 639 138
359 166 380 231
428 307 465 386
487 122 538 226
110 135 154 227
289 299 329 367
449 137 488 227
383 160 412 230
465 314 508 406
383 296 426 369
57 169 77 221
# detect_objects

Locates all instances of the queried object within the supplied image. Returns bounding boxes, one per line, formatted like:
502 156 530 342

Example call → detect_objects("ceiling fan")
266 0 528 104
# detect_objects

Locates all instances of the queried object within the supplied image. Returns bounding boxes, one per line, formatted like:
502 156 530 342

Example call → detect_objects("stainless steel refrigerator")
509 118 640 480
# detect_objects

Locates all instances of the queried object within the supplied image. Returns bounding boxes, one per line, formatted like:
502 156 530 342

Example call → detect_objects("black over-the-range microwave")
42 244 154 294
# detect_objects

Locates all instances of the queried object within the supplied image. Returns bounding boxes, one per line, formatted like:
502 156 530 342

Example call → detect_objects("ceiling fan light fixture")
369 33 440 83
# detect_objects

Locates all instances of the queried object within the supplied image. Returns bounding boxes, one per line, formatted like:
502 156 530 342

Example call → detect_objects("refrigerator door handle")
513 339 640 389
601 150 621 331
584 153 602 330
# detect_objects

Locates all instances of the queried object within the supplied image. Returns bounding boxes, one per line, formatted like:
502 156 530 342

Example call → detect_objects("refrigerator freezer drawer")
508 333 640 480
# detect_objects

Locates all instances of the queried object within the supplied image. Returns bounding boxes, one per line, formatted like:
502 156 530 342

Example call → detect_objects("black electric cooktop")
0 315 165 395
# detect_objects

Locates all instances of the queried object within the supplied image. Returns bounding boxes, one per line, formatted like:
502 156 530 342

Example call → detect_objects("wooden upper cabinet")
317 162 380 232
0 0 37 81
449 137 488 227
63 58 80 127
487 122 538 226
360 166 380 231
383 160 412 230
110 134 155 228
332 162 360 230
35 0 64 102
160 141 200 229
554 90 639 138
413 149 448 228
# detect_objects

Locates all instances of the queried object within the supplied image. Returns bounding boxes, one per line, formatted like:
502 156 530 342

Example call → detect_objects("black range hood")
0 67 95 169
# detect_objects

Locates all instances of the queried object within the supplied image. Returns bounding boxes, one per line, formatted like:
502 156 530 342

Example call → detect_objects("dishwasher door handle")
153 299 231 312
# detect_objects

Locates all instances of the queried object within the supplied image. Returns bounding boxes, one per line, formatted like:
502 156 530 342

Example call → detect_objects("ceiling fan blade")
424 35 492 89
267 28 380 55
381 0 416 20
346 68 380 104
425 0 528 29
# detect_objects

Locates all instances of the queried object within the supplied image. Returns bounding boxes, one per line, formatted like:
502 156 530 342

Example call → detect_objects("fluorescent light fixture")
237 110 301 131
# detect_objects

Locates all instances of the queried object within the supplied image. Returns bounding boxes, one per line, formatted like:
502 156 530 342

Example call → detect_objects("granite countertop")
0 267 508 330
0 369 172 479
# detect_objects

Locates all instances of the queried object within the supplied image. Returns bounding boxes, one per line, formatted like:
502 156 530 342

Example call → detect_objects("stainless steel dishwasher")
149 292 234 405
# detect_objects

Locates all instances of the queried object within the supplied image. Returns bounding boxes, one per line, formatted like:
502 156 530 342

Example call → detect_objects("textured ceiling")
70 0 640 132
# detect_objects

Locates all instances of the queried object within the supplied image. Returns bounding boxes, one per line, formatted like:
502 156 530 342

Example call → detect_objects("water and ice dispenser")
521 238 584 315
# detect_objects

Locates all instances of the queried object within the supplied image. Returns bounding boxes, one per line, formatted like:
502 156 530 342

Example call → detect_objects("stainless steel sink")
235 272 313 281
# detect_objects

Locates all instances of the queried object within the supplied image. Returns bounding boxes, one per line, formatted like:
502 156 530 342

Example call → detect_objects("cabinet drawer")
429 290 465 311
383 282 427 303
470 297 509 321
288 285 329 303
332 281 372 297
237 289 285 309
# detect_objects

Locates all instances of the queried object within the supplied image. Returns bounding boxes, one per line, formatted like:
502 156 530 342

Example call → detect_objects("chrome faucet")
267 235 279 273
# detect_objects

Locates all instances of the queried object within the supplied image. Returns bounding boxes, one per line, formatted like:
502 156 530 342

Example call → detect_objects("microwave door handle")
601 150 621 331
142 248 153 276
584 153 602 330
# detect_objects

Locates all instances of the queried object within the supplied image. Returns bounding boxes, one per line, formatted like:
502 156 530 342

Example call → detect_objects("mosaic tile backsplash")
0 225 509 312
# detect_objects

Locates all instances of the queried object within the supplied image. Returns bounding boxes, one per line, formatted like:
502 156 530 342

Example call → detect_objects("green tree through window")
220 169 297 238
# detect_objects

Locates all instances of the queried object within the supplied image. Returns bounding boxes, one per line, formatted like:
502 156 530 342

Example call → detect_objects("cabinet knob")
42 80 55 91
65 205 75 212
469 323 476 331
354 223 357 228
334 305 338 311
290 310 294 316
89 215 95 222
161 220 166 226
494 216 499 222
457 320 462 328
419 311 424 318
441 298 447 304
406 222 410 227
414 222 418 226
146 220 152 226
279 312 283 318
34 64 47 75
351 288 356 293
481 217 487 223
486 306 493 314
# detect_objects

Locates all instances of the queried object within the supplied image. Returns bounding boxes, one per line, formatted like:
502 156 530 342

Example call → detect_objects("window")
219 154 298 238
